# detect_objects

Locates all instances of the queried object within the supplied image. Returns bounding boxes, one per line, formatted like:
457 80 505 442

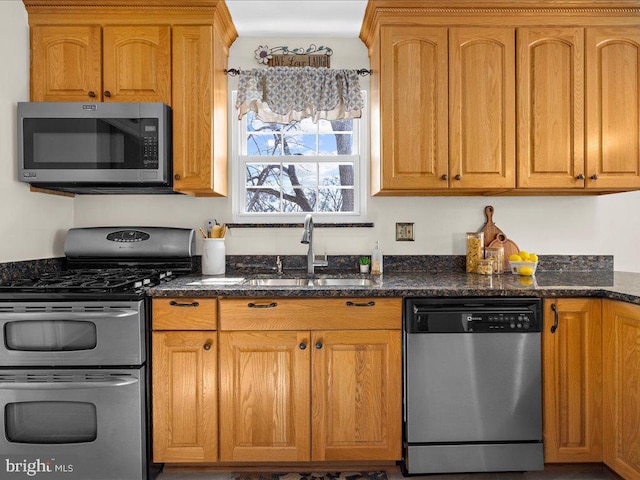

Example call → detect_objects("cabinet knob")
315 341 323 350
104 91 112 98
88 91 96 98
576 174 585 180
590 174 599 180
203 342 212 351
299 342 307 350
174 174 181 180
441 174 448 181
454 174 462 181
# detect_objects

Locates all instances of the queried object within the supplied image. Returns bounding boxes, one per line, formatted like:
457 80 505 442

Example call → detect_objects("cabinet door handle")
247 302 278 309
174 174 181 180
104 90 112 98
590 174 599 180
454 174 462 181
169 300 200 307
345 301 375 307
441 174 448 181
88 91 96 98
550 304 559 334
315 341 323 349
203 342 212 351
576 174 585 180
299 342 307 350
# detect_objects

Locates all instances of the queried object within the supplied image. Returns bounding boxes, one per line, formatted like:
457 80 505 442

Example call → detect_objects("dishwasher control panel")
405 298 542 333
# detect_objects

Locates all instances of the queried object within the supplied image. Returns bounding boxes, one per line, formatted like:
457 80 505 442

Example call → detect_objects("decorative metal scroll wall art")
254 44 333 68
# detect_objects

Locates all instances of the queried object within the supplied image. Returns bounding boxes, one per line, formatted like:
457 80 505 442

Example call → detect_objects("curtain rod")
224 68 372 76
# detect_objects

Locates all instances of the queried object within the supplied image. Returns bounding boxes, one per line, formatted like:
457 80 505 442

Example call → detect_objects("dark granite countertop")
148 270 640 305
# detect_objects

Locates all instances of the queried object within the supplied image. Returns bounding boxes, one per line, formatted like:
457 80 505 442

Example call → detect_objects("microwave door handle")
0 309 138 321
0 376 139 390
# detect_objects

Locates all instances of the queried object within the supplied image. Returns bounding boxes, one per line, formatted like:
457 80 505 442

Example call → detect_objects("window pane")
318 134 353 155
246 164 281 187
247 134 282 156
247 111 282 132
283 188 316 212
290 118 318 134
246 189 280 213
319 119 353 133
282 163 317 187
317 188 354 213
283 134 316 155
319 163 354 187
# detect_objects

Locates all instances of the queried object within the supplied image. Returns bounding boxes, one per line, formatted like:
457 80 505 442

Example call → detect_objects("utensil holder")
202 238 225 275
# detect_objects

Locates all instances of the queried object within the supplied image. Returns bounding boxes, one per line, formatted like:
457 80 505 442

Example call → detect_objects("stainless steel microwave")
17 102 173 194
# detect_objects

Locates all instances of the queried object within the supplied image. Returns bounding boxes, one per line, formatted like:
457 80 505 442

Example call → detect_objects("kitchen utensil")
479 205 504 247
489 233 520 271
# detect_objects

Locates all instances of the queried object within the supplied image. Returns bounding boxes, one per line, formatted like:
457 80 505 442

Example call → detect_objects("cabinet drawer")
152 298 217 330
219 298 401 331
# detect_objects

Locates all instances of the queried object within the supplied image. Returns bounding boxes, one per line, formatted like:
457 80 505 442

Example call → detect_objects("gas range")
0 227 195 300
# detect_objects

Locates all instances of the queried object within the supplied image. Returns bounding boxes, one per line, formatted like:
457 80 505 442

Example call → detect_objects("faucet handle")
276 255 283 274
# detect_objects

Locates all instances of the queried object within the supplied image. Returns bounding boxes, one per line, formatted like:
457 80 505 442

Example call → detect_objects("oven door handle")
0 377 139 390
0 310 138 321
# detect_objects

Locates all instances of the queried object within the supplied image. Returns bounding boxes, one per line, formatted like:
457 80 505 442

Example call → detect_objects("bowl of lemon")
508 251 538 276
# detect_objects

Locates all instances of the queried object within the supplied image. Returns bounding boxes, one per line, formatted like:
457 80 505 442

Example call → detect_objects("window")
232 92 367 223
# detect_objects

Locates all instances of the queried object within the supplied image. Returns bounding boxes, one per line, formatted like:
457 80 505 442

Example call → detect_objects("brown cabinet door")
542 299 602 463
376 25 449 192
449 27 516 189
311 330 402 461
517 28 585 189
30 25 102 102
171 25 227 196
152 331 217 463
603 300 640 479
586 28 640 190
219 331 311 462
102 25 171 103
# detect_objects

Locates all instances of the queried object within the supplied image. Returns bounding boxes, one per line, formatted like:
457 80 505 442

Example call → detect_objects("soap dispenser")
371 241 383 275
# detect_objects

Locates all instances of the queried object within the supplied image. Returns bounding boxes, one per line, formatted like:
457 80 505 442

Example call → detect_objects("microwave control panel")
142 121 159 167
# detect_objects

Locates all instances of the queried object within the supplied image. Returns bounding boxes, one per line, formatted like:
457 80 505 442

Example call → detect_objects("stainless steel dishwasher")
403 297 544 475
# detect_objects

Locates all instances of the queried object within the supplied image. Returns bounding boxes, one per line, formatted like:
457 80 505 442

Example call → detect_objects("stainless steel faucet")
300 214 327 274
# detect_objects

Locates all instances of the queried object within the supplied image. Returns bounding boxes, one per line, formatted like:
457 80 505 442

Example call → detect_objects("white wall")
2 18 636 271
0 1 74 263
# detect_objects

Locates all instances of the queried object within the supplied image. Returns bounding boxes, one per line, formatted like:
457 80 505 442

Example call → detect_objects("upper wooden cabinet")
23 0 237 196
449 27 515 190
31 24 171 103
361 0 640 196
586 28 640 191
517 28 585 189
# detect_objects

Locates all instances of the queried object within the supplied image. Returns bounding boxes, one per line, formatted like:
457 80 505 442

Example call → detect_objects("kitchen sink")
245 277 379 287
245 278 311 286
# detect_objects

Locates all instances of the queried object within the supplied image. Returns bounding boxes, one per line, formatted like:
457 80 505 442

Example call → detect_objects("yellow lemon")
508 254 523 262
518 266 534 276
529 253 539 263
518 251 530 261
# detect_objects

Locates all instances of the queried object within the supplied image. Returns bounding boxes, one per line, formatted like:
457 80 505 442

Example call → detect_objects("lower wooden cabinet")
151 298 218 463
603 300 640 480
218 297 402 463
542 298 603 463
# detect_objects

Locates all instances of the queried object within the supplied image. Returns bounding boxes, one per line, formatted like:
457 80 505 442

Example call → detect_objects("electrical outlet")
396 222 414 241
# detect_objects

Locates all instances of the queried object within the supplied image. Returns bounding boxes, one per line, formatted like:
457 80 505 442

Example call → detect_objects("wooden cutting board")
479 205 504 247
489 233 520 271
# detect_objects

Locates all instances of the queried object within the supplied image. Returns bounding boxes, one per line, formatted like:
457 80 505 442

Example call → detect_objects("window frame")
231 90 368 224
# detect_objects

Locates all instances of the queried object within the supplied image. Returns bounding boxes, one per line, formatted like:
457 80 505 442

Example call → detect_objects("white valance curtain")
235 66 364 124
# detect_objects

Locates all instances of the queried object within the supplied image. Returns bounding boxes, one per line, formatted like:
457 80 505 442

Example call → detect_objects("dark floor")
157 465 617 480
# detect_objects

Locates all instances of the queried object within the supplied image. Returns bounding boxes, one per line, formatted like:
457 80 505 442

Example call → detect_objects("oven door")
0 368 145 480
0 301 144 367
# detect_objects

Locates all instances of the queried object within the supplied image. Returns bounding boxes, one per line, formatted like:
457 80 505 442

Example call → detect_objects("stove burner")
0 268 173 294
